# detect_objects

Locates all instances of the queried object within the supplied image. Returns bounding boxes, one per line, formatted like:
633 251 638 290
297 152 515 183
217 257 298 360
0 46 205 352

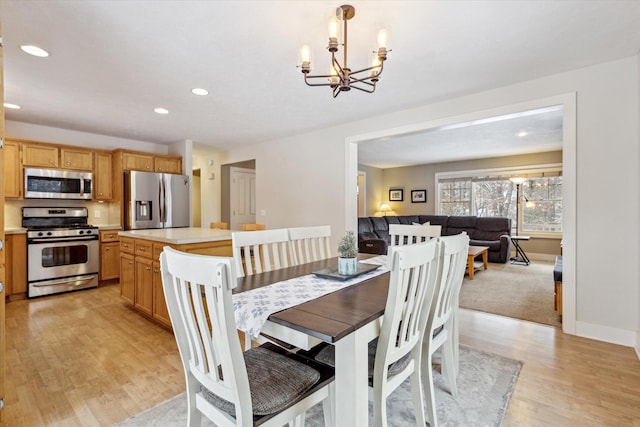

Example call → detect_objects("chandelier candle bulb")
329 16 339 39
377 29 388 49
300 45 311 73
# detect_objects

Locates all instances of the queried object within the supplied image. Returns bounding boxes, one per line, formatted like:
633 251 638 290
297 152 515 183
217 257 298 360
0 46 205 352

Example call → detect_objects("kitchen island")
118 227 233 328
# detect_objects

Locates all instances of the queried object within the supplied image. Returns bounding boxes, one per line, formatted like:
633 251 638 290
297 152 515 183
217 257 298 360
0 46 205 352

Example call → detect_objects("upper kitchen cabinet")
3 140 21 198
60 147 93 171
22 142 59 168
154 155 182 174
94 152 113 201
120 151 154 172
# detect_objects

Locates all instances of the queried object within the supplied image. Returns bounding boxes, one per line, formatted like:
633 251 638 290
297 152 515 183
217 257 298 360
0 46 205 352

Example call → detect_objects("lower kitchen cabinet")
119 252 135 305
5 233 27 300
117 233 232 329
152 260 171 327
134 257 153 317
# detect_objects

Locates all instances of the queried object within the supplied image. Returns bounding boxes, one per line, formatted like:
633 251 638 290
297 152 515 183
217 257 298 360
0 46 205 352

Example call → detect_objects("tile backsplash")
5 200 121 228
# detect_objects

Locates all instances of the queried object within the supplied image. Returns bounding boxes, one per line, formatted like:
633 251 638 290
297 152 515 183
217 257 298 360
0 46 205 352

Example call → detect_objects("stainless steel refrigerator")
124 171 191 230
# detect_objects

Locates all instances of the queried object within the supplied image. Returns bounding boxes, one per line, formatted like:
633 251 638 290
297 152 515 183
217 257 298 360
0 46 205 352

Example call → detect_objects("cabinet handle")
49 159 53 164
153 268 159 273
146 266 151 271
106 247 110 251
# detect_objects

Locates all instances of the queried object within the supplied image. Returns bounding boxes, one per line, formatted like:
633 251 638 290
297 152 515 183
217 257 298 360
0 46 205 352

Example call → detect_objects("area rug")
114 345 521 427
459 260 561 327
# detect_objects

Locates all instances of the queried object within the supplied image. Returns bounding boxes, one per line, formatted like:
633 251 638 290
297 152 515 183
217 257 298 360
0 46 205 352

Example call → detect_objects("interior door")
230 167 256 230
0 23 7 418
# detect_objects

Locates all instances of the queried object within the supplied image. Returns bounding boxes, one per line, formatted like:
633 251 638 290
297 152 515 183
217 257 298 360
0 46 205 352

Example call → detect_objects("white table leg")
333 319 379 427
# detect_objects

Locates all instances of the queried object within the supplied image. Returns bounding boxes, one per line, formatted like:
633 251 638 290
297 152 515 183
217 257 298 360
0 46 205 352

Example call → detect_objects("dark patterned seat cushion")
201 346 320 416
314 338 411 384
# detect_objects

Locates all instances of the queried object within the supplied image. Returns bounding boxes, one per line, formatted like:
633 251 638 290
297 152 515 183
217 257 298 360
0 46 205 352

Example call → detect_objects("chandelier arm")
349 64 382 76
349 76 376 86
304 74 337 87
332 55 345 77
350 84 376 94
332 85 341 98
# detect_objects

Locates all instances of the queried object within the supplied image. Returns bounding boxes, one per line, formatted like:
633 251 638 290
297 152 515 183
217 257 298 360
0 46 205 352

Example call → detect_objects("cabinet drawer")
100 229 121 242
153 243 171 261
120 237 135 254
135 240 153 258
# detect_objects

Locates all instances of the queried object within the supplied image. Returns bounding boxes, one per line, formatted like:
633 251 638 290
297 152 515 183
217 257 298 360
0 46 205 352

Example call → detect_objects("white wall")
192 143 226 227
6 121 169 154
225 55 640 348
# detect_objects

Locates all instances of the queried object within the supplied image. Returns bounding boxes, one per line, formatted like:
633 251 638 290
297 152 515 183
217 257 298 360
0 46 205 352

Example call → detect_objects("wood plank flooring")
2 282 639 426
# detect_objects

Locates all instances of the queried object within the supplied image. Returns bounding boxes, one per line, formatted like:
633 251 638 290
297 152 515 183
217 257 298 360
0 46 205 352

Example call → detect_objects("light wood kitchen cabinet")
121 152 153 171
60 147 93 171
5 233 27 300
118 233 232 328
154 156 182 174
22 143 59 168
94 152 113 200
119 253 135 304
3 140 21 198
134 256 153 316
99 229 120 281
152 260 171 327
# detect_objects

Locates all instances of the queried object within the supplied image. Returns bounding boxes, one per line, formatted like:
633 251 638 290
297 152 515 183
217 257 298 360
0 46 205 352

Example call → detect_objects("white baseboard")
575 320 638 349
636 331 640 361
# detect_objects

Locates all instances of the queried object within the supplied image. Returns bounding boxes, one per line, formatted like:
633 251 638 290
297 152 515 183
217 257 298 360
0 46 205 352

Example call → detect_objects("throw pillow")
412 221 430 226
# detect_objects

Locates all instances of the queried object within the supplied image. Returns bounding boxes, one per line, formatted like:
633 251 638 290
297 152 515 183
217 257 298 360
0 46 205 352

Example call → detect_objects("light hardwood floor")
2 282 639 426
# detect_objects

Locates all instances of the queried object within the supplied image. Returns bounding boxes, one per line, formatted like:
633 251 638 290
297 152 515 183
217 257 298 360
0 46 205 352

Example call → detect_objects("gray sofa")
358 215 512 263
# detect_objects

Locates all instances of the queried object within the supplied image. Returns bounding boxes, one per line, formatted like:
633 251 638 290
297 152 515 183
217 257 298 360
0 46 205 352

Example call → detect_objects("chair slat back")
374 239 442 384
160 247 253 422
232 228 291 277
210 222 229 229
389 224 442 247
242 223 266 231
430 232 469 331
288 225 332 265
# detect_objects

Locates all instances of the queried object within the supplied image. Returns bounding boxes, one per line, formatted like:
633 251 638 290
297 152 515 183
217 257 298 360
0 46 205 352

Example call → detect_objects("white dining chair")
313 240 442 427
160 247 335 427
422 232 469 427
389 223 442 247
232 228 291 277
288 225 332 265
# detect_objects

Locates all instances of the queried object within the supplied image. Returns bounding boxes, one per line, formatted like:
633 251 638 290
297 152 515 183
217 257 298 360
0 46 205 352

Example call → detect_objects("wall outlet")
260 209 266 216
94 210 101 219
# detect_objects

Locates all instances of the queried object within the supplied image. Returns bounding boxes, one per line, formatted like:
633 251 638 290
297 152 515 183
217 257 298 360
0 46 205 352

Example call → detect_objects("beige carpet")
459 260 561 328
114 345 522 427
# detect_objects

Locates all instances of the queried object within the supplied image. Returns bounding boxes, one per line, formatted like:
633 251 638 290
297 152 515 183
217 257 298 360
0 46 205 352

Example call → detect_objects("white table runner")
233 256 389 338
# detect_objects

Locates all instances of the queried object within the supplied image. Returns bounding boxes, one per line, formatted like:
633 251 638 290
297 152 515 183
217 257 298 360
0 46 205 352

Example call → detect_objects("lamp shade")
509 176 526 185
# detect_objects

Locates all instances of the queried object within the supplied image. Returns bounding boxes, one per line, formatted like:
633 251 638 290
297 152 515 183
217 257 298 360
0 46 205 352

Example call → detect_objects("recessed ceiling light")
154 107 169 114
4 103 21 109
191 88 209 96
517 131 528 137
20 45 49 57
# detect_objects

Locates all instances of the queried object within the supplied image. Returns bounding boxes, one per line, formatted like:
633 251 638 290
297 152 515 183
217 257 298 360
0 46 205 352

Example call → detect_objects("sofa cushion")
418 215 449 230
397 215 420 225
470 239 502 252
358 217 374 234
445 216 477 236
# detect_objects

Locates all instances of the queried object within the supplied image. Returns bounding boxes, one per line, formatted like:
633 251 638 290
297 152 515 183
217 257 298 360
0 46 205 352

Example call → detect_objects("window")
437 167 562 236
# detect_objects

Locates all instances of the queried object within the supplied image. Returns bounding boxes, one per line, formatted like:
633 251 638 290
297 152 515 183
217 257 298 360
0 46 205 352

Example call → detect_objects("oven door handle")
31 275 97 288
28 236 99 243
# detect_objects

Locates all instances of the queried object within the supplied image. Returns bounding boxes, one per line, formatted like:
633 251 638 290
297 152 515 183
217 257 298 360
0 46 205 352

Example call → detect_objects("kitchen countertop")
4 228 27 234
118 227 234 245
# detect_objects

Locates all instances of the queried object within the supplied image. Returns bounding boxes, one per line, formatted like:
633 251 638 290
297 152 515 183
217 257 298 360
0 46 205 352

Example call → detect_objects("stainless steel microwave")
24 168 93 200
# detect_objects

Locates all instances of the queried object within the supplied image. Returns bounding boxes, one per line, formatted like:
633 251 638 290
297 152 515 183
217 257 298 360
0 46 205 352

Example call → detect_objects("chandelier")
299 4 390 98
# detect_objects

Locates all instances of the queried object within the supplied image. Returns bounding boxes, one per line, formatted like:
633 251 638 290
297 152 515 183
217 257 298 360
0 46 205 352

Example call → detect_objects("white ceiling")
2 1 640 168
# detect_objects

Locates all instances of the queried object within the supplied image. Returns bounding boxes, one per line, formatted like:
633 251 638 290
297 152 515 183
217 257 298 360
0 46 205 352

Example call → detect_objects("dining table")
233 254 390 427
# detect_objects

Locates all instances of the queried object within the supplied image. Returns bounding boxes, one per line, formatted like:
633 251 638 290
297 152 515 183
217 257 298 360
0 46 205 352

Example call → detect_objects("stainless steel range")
22 207 99 298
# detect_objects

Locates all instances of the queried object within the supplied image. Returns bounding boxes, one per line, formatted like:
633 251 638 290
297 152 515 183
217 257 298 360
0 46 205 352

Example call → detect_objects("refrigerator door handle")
158 177 165 223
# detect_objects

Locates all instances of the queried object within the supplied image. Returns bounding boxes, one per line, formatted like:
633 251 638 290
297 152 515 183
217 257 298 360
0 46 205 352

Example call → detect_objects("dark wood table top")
234 255 390 344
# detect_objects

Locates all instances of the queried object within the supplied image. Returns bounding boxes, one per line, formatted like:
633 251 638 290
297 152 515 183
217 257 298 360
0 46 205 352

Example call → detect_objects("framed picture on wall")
389 189 403 201
411 189 427 203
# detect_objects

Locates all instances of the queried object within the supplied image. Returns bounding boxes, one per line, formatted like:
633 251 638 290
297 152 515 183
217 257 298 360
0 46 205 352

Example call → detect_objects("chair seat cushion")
315 338 411 382
201 346 321 416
